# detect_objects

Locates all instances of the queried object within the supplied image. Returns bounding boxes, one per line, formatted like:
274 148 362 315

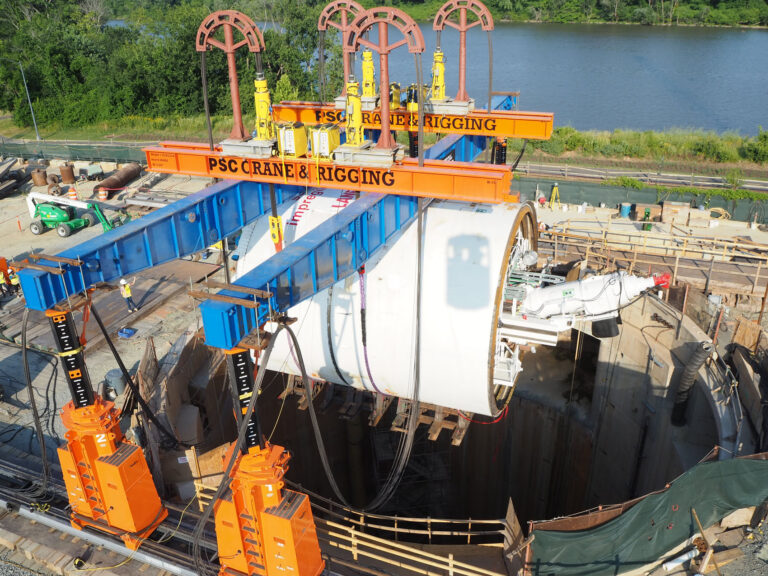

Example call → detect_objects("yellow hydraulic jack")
345 80 365 147
253 73 275 141
361 51 377 99
48 309 167 550
430 50 446 102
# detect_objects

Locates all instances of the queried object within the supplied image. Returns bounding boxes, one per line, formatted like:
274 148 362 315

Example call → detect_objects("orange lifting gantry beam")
272 102 554 140
145 143 516 203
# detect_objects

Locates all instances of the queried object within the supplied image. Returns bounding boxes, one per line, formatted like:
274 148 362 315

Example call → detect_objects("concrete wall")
587 295 722 507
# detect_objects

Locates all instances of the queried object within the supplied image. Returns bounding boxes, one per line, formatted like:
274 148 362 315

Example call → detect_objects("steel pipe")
0 497 196 576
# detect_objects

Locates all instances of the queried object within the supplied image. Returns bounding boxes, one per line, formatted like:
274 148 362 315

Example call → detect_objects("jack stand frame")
216 349 324 576
47 309 167 550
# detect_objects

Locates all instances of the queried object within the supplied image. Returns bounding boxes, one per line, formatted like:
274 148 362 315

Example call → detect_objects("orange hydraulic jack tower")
215 349 324 576
47 308 167 550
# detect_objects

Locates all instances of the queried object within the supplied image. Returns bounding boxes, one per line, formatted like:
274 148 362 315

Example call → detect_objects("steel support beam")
200 193 419 349
17 95 509 313
18 180 304 311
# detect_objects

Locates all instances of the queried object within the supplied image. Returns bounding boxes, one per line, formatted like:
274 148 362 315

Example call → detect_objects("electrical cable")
458 404 509 424
326 285 351 386
88 302 191 449
318 29 326 103
156 496 196 544
192 324 285 576
510 139 527 172
358 267 384 394
200 52 214 153
20 309 50 500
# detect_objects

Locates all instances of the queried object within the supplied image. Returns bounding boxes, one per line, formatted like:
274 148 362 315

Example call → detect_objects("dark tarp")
528 455 768 575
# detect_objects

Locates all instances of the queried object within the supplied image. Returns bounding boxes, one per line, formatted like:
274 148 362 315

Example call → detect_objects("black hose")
192 324 285 576
88 302 187 449
326 286 351 386
672 341 714 426
21 309 50 499
510 139 527 172
200 52 214 152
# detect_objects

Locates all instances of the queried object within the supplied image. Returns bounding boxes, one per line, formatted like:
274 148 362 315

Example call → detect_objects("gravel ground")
0 552 48 576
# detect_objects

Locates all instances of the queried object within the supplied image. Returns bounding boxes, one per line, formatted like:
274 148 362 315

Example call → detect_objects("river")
375 22 768 135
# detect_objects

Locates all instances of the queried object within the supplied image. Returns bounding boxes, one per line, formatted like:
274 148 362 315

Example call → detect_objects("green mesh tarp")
528 456 768 575
0 139 150 163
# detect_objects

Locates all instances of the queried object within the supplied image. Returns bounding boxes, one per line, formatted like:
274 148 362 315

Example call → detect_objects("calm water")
371 23 768 135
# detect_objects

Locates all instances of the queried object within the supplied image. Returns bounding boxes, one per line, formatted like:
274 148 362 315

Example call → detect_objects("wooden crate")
688 208 711 228
632 203 662 222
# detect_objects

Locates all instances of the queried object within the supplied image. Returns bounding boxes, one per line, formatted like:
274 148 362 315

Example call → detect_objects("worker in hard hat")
8 269 20 297
119 277 139 313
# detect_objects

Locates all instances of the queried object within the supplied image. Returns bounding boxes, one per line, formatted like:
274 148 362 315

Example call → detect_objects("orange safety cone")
98 187 108 201
67 185 78 200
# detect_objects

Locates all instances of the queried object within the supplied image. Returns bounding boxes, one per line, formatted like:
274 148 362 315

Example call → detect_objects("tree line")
1 0 765 133
0 0 343 129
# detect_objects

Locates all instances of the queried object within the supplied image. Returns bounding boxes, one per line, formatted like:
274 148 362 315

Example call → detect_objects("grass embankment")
3 114 768 179
0 114 237 143
508 126 768 177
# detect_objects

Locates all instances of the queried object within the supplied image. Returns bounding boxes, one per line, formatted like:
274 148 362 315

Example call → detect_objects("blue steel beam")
18 94 511 313
196 96 516 349
18 180 305 311
201 193 418 349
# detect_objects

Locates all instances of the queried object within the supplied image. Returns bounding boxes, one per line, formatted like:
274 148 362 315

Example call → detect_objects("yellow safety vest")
120 284 132 298
0 275 5 285
9 275 19 286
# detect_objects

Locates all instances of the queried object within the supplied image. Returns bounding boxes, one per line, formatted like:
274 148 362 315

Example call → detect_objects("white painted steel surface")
234 190 535 415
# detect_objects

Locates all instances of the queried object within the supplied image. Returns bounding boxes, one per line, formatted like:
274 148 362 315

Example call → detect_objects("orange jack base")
57 396 168 551
215 443 325 576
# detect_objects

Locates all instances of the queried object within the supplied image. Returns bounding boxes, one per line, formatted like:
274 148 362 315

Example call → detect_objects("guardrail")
516 161 768 193
545 223 768 262
321 520 506 576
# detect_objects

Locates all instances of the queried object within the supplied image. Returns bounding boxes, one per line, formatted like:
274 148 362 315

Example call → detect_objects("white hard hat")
120 278 127 285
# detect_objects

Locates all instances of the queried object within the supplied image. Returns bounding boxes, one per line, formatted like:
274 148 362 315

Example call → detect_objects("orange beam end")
272 102 554 140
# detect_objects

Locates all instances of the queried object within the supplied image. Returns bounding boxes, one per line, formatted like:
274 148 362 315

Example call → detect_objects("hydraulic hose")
89 302 189 449
21 309 50 499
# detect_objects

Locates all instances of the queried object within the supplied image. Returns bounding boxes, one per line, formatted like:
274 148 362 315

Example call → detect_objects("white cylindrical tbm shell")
234 190 537 416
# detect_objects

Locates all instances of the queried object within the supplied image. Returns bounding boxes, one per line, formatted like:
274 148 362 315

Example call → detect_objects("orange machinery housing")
215 443 325 576
216 348 324 576
47 309 167 550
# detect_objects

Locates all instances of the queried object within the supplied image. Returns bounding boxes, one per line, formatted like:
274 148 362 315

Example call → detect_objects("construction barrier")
528 452 768 576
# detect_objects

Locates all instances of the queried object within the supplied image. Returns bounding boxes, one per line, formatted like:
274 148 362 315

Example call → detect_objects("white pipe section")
234 190 537 415
661 548 699 572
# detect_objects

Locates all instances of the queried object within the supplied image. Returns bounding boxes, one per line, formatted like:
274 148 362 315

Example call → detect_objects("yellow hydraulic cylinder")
431 50 446 102
361 51 376 99
253 74 274 141
345 81 364 147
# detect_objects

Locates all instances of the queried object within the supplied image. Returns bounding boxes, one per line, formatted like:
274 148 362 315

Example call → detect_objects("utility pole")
18 62 40 141
1 58 40 141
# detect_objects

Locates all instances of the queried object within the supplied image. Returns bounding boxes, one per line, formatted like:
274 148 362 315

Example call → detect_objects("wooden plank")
199 280 271 299
187 289 259 309
698 548 744 574
11 261 64 275
731 320 761 350
29 254 83 266
237 330 272 351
